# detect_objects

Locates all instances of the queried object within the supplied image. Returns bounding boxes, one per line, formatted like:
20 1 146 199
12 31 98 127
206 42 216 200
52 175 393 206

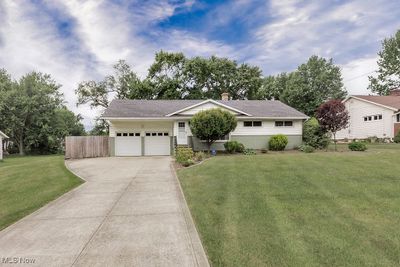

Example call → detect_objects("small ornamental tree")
316 99 349 151
190 108 237 152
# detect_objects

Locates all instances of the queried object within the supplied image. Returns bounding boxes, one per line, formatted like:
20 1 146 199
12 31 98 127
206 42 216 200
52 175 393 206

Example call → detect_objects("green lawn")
178 144 400 266
0 155 83 230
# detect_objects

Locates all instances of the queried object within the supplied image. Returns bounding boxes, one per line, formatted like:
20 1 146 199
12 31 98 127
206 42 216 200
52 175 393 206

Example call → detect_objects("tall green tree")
147 51 263 100
257 73 289 100
76 60 150 109
147 51 187 99
0 71 62 154
369 30 400 95
261 56 347 116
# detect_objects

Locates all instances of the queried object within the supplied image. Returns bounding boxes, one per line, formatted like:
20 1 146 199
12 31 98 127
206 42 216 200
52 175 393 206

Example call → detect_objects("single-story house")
336 89 400 140
101 93 308 156
0 131 8 160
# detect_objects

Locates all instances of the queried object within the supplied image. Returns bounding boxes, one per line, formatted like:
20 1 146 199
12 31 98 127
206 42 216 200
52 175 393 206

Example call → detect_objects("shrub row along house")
101 93 308 156
337 89 400 140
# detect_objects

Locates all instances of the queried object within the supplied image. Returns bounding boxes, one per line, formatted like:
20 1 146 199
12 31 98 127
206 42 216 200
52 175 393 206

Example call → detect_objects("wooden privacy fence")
65 136 109 159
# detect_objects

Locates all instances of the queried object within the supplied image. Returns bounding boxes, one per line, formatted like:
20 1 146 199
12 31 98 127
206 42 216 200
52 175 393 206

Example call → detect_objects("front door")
177 122 187 145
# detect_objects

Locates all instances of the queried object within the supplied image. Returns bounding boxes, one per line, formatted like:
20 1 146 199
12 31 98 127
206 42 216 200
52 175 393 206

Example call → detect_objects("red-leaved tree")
316 99 349 151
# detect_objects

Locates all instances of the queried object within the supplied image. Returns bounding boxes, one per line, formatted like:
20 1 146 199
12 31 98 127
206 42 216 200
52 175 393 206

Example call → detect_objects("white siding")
336 98 395 139
0 136 3 160
109 121 173 137
109 119 303 140
179 102 238 115
232 120 303 136
173 119 302 137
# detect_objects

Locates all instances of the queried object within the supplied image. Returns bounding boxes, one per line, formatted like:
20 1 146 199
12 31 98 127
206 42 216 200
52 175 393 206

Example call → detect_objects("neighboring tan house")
0 131 8 160
101 94 308 156
337 90 400 140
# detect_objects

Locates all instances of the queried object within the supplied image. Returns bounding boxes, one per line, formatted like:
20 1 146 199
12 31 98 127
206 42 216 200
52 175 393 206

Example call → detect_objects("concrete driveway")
0 157 209 267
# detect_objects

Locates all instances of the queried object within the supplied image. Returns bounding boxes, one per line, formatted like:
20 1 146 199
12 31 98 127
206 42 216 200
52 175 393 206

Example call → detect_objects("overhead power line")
344 71 376 82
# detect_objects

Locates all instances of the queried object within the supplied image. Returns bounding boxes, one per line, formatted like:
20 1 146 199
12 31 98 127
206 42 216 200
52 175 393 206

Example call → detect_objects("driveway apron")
0 157 208 267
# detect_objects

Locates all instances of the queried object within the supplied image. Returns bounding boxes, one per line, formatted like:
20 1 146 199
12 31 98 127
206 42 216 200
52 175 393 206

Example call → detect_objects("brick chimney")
389 89 400 96
221 92 229 101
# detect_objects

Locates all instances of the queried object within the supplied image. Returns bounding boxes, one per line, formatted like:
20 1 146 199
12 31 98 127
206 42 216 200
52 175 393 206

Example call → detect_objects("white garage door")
144 132 170 156
115 132 141 156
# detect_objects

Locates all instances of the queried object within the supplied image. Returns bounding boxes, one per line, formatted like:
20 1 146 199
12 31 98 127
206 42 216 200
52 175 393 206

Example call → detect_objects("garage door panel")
115 136 141 156
144 133 170 156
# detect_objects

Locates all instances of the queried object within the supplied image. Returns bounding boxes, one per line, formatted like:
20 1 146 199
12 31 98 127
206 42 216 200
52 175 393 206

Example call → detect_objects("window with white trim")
145 132 169 137
243 121 262 127
116 132 140 137
275 121 293 127
364 114 382 122
396 114 400 122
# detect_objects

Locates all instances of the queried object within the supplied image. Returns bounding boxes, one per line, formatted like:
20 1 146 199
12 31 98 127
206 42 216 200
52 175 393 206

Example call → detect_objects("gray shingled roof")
102 99 308 118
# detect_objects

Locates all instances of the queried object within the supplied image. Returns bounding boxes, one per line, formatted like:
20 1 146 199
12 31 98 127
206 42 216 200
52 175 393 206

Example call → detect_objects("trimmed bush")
348 142 367 151
303 118 330 149
224 141 245 153
268 134 288 151
298 144 315 153
175 147 194 165
394 131 400 143
190 108 237 152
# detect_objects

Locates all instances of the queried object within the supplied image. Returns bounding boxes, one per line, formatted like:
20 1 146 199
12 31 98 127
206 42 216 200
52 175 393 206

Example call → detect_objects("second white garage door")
144 132 170 156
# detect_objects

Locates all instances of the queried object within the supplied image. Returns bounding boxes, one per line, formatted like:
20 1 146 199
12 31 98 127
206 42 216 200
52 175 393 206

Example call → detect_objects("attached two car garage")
114 131 171 156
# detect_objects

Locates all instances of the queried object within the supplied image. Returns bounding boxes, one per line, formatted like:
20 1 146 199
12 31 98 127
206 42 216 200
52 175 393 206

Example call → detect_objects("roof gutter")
0 131 9 138
102 116 309 120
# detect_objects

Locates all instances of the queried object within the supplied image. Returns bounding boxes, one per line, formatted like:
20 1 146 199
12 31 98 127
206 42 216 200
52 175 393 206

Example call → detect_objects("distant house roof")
0 131 8 138
102 99 308 119
351 95 400 111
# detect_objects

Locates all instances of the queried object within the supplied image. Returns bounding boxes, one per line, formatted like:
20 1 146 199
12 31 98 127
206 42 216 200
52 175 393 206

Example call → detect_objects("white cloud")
0 0 99 129
248 0 400 74
161 30 238 59
341 56 378 95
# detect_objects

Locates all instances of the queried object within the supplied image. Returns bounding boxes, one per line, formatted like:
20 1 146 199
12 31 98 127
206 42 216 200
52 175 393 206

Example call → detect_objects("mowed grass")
178 144 400 266
0 155 83 230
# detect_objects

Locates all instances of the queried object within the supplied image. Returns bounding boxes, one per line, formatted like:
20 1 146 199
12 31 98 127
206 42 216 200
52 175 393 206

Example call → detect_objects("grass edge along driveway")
178 145 400 267
0 155 83 230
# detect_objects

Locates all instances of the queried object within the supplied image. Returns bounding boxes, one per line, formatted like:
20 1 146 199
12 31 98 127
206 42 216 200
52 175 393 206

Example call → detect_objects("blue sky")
1 0 400 128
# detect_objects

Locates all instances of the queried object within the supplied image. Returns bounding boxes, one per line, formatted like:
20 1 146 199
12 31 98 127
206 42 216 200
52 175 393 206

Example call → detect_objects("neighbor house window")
275 121 293 127
363 116 372 121
244 121 262 127
397 114 400 122
364 115 382 121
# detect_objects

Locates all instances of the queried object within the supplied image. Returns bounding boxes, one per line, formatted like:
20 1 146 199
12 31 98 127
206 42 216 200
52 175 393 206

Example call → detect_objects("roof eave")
0 131 9 138
165 99 252 117
347 96 399 111
103 116 309 120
